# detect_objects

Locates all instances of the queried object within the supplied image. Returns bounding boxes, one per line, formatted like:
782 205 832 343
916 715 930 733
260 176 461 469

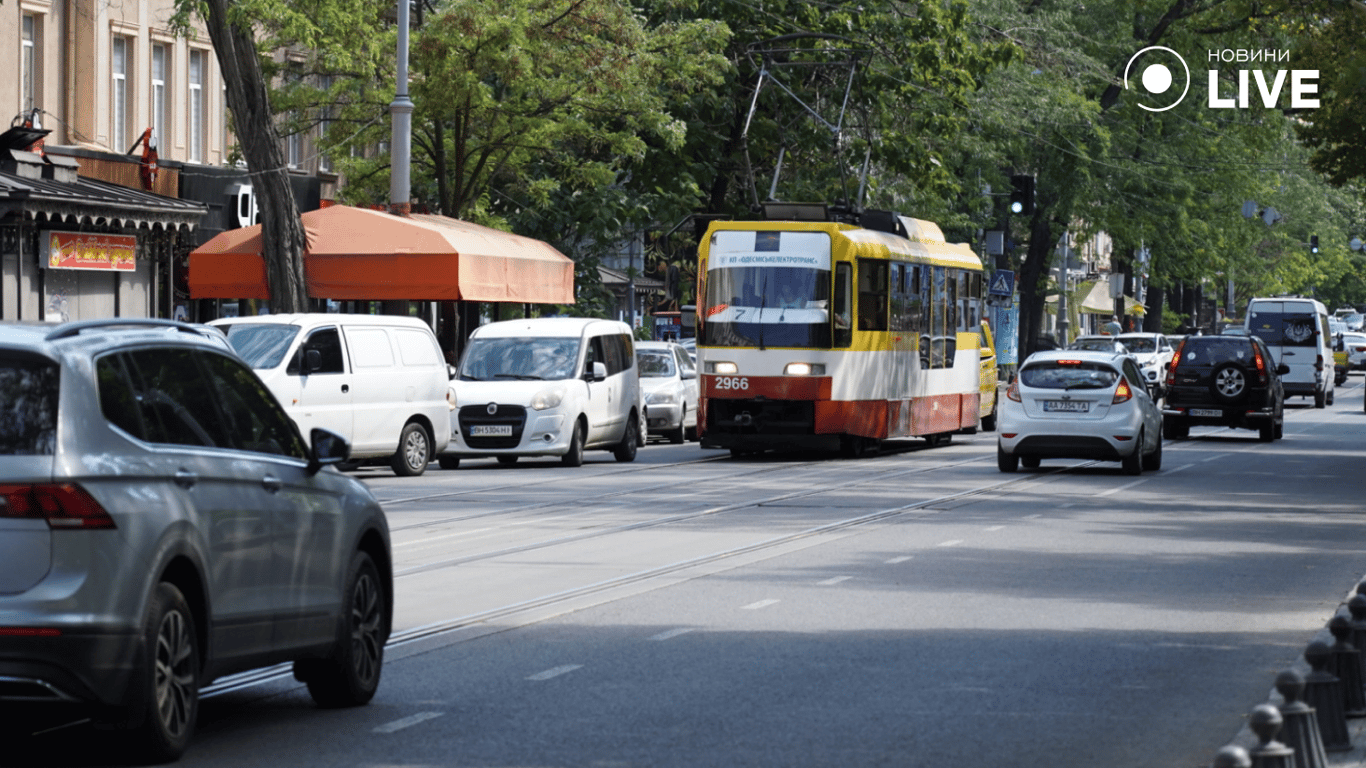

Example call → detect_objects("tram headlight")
531 387 565 411
784 362 826 376
707 361 738 375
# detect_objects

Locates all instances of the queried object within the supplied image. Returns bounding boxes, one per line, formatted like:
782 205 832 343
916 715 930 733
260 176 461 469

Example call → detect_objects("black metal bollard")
1327 614 1366 717
1247 703 1296 768
1348 595 1366 683
1304 639 1353 752
1213 744 1252 768
1275 668 1329 768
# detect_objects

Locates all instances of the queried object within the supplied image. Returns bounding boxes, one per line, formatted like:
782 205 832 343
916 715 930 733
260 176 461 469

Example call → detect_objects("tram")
695 211 988 456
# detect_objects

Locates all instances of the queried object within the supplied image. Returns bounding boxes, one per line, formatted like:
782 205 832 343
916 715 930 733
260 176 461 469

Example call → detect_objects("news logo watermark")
1123 48 1319 111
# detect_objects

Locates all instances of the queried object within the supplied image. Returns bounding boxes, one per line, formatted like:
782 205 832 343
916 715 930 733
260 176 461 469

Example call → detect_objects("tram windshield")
702 230 832 348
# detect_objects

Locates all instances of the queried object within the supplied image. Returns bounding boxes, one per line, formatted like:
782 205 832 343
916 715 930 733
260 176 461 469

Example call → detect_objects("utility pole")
389 0 414 217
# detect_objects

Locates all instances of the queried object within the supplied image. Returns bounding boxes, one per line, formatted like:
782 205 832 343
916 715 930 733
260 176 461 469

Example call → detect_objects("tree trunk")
1016 208 1055 359
201 0 309 313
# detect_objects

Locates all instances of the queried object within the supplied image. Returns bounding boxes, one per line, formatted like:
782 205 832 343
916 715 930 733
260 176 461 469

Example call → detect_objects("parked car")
636 340 699 443
210 313 451 475
0 319 392 762
1245 296 1335 408
441 317 643 467
1116 332 1175 394
1335 332 1366 377
997 349 1163 475
677 336 697 364
1068 335 1131 356
978 320 1000 431
1162 333 1287 441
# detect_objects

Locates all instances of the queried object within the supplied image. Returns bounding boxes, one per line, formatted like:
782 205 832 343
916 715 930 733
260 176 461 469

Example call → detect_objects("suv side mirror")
303 348 323 375
592 361 607 382
1276 363 1290 376
447 363 458 380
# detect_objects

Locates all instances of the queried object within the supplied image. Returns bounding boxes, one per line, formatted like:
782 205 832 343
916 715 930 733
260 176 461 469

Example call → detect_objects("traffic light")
1010 174 1035 215
1310 234 1320 253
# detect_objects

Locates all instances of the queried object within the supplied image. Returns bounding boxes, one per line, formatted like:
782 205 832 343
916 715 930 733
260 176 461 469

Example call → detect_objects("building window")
189 49 204 163
22 15 37 113
287 115 302 169
151 44 168 150
112 36 128 152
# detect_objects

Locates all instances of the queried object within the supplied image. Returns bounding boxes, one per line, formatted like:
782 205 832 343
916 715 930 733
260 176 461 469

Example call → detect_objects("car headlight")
447 388 458 411
784 362 826 376
646 390 678 405
531 387 565 411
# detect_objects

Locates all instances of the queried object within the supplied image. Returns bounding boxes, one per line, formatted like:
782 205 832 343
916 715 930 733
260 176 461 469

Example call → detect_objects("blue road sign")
989 269 1015 297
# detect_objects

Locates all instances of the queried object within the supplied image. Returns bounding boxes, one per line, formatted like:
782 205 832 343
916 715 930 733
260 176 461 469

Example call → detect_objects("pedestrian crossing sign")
988 269 1015 297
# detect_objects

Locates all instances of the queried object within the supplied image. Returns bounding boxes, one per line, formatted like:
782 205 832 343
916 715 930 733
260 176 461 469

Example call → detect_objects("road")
26 379 1366 768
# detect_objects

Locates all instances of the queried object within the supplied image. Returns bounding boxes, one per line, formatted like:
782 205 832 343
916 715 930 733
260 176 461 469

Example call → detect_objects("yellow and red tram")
696 214 987 456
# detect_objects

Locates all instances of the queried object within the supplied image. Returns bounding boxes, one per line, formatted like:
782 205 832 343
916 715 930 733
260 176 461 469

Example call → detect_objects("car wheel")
496 456 518 465
1259 419 1274 442
127 582 199 763
997 445 1018 473
438 456 461 470
614 415 639 462
1021 456 1040 469
1143 429 1163 471
668 406 686 444
561 420 585 467
1211 363 1248 403
1327 387 1335 406
981 404 998 433
1122 434 1143 475
1163 414 1189 439
390 423 430 476
299 551 385 708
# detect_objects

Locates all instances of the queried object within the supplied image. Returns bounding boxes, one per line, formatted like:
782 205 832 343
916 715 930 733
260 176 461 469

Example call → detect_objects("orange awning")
188 205 575 303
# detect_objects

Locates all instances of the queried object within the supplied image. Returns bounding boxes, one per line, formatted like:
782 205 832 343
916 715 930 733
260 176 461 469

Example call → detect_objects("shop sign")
43 231 137 271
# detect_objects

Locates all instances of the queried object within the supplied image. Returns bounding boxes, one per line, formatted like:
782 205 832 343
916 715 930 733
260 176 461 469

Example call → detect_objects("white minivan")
441 317 643 467
210 313 451 474
1244 296 1335 408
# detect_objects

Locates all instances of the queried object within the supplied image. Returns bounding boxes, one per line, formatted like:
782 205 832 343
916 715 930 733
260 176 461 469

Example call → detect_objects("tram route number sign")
988 269 1015 298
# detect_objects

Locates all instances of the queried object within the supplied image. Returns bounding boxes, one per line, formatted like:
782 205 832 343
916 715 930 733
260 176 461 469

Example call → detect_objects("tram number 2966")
713 376 750 391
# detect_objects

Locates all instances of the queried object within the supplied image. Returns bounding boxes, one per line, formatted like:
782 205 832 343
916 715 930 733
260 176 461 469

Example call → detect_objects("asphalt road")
20 377 1366 768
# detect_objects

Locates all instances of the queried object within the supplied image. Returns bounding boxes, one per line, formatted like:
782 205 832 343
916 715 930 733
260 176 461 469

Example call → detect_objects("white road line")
985 525 1006 532
1094 479 1147 498
1022 514 1043 519
885 556 914 564
937 539 963 547
742 599 780 610
527 664 582 681
373 711 444 734
1201 454 1227 462
649 628 696 641
817 576 851 586
1165 463 1194 474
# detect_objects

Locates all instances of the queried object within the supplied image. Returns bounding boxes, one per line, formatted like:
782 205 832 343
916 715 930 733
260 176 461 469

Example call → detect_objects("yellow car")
979 320 1000 431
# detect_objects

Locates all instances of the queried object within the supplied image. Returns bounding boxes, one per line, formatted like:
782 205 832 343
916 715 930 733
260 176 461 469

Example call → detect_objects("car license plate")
469 425 513 437
1042 400 1089 413
1189 408 1222 417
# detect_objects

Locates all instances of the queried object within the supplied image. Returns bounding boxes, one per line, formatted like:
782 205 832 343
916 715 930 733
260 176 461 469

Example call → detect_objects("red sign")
44 231 137 271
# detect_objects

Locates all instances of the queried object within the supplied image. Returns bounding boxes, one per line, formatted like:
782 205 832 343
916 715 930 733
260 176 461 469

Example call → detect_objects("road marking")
1094 479 1146 498
1058 504 1075 509
937 539 963 547
373 711 443 733
885 556 914 564
1022 514 1043 519
742 599 780 610
1202 454 1227 462
527 664 582 681
649 628 696 641
985 525 1006 532
1166 463 1194 474
817 576 851 586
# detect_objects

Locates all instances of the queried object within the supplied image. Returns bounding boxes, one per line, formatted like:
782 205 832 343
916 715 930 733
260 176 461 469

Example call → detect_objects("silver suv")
0 319 392 762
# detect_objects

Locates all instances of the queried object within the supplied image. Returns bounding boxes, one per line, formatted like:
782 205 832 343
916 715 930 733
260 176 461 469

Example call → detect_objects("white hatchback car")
636 340 699 443
998 350 1163 475
1116 332 1175 393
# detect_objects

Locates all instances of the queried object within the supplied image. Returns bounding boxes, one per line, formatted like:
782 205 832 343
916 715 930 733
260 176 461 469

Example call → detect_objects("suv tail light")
1252 345 1269 384
0 484 116 530
1165 342 1184 387
1112 379 1134 404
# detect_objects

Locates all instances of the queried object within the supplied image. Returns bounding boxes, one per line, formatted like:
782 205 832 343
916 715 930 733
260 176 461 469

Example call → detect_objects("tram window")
857 259 888 331
834 263 852 347
946 269 959 335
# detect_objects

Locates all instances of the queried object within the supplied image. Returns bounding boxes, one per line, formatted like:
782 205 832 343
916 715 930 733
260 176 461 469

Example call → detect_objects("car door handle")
174 469 197 488
1282 351 1295 356
341 384 349 393
262 475 283 493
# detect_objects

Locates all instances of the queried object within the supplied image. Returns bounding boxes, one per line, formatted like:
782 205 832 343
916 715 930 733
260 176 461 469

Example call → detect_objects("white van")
441 318 643 467
1244 297 1335 407
210 313 451 475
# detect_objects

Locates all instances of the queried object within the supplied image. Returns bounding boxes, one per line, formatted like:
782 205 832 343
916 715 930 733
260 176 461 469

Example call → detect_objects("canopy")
1046 280 1145 315
188 205 575 303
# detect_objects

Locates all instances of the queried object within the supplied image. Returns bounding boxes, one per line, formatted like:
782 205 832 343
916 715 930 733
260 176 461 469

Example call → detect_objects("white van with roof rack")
1244 296 1335 407
440 317 643 467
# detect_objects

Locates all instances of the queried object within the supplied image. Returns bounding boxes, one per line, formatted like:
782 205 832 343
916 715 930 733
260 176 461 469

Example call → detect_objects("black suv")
1162 334 1288 441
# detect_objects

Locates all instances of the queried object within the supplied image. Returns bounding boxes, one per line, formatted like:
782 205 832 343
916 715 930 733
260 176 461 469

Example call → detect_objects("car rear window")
1020 360 1119 390
1118 337 1156 353
1247 310 1318 347
0 353 60 455
1176 338 1252 366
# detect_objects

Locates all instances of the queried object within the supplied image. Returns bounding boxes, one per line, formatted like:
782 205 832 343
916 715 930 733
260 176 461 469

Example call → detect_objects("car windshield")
460 337 579 381
1118 337 1156 353
0 353 59 455
637 350 676 378
1020 361 1119 390
701 230 833 349
219 323 300 369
